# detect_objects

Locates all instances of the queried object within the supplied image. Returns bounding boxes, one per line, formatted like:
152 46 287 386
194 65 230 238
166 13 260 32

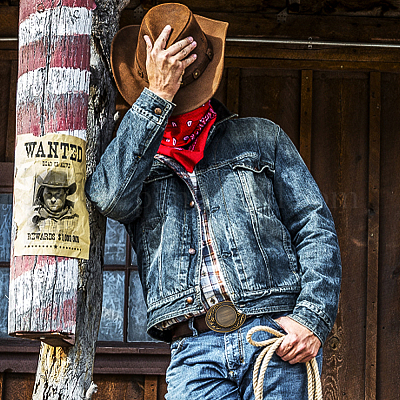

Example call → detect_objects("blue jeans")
165 314 323 400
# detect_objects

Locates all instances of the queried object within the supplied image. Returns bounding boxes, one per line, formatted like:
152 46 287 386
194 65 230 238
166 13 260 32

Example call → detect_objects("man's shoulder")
224 115 279 134
216 116 280 149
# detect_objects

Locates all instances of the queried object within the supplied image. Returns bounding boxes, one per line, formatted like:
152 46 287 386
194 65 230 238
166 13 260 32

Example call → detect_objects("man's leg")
240 314 323 400
165 329 240 400
165 314 322 400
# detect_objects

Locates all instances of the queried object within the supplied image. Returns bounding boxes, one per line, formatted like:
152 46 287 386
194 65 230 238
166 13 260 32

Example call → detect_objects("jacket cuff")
289 303 332 344
130 88 175 124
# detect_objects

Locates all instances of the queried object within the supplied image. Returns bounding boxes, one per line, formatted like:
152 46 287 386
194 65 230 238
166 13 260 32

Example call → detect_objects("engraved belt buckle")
205 301 246 333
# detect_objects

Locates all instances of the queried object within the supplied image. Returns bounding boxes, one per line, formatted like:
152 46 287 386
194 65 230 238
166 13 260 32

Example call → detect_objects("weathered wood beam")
200 12 400 42
0 372 3 400
0 6 18 37
5 59 17 162
144 375 158 400
142 0 400 17
365 71 381 400
225 57 400 73
121 8 400 44
225 43 400 64
299 70 313 169
226 67 240 115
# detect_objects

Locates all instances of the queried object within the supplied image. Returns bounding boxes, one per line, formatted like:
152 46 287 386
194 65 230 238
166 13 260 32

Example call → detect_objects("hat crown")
135 3 210 86
37 170 77 195
39 171 69 188
142 4 193 45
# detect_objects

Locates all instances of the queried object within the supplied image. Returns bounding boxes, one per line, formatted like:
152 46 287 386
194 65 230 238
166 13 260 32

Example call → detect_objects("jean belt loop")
188 317 199 337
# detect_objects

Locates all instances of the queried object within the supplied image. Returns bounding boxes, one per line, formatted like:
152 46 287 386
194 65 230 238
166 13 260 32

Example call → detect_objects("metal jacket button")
186 296 194 304
189 248 196 255
189 201 195 207
154 107 162 115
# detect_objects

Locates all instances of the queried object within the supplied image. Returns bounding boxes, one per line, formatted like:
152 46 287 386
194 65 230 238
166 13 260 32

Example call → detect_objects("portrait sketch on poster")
13 133 90 259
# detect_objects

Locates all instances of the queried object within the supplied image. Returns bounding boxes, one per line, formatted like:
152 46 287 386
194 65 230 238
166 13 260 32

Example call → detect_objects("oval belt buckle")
205 301 246 333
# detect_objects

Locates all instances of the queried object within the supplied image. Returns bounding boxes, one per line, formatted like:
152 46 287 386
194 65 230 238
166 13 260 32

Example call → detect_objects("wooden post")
7 0 129 398
9 0 96 347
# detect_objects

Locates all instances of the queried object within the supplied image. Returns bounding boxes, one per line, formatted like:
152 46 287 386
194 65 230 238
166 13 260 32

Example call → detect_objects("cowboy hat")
110 3 228 115
36 171 76 196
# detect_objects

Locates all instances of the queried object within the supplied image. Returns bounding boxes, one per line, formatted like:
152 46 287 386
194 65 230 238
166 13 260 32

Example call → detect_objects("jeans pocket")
265 312 289 334
170 337 186 358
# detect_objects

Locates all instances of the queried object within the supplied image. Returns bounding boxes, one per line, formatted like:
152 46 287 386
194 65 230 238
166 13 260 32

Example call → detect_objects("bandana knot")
157 101 217 172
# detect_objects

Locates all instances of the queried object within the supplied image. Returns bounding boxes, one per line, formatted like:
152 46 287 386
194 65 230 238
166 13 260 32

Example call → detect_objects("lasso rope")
246 326 323 400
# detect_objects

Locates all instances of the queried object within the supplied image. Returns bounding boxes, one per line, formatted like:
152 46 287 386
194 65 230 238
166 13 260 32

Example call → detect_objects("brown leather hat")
110 3 228 115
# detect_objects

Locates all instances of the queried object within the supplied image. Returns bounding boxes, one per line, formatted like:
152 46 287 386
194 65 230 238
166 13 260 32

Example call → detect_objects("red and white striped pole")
9 0 96 346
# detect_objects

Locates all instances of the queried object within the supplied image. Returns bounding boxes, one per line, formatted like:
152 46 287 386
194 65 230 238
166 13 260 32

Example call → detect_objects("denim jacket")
86 88 342 344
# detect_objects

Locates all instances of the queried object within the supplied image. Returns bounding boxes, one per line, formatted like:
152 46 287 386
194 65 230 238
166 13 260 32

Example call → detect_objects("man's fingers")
153 25 172 50
176 41 197 62
276 336 295 358
181 53 197 70
168 36 195 57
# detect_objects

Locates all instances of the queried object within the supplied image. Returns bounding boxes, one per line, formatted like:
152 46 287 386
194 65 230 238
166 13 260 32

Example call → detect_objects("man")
86 3 341 399
33 170 77 225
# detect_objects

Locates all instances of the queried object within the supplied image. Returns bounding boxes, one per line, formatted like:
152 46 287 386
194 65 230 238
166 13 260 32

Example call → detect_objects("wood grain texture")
238 68 301 146
226 67 240 115
299 70 313 169
4 0 127 398
2 372 35 400
311 71 370 399
0 60 11 162
365 71 381 400
144 375 158 400
143 0 400 16
30 0 131 396
0 373 169 400
376 72 400 400
92 375 144 400
5 59 16 162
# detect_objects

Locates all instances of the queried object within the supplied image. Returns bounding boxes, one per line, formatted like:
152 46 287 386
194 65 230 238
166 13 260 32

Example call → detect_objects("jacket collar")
211 98 237 125
205 98 237 148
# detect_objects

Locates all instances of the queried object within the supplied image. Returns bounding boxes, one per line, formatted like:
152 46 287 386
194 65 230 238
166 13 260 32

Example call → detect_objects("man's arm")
272 127 342 364
85 26 197 222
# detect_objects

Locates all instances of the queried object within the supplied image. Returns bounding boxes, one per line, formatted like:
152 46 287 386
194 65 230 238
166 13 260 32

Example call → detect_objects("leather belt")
170 314 210 342
169 301 247 342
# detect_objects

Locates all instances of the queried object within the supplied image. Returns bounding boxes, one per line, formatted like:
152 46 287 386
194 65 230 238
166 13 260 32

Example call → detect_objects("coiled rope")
246 326 323 400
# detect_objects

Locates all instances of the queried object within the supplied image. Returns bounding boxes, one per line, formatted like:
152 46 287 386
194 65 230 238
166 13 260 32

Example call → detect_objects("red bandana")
157 101 217 172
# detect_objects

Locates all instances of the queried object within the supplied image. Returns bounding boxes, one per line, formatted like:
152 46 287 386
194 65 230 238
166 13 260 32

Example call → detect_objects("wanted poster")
13 133 90 259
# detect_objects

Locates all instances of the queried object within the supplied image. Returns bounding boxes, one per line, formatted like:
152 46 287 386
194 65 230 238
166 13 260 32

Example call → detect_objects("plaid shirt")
155 154 230 329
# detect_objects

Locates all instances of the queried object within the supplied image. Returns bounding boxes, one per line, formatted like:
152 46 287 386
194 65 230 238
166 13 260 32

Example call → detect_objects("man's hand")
144 25 198 102
274 316 321 364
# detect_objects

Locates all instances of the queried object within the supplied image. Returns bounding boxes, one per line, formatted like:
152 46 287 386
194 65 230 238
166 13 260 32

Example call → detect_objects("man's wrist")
147 87 175 102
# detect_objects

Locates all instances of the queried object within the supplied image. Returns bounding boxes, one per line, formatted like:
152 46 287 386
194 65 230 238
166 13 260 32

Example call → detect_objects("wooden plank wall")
213 61 400 400
0 53 17 163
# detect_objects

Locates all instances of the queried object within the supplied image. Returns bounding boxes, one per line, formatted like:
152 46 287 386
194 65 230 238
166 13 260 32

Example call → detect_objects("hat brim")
111 15 228 115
